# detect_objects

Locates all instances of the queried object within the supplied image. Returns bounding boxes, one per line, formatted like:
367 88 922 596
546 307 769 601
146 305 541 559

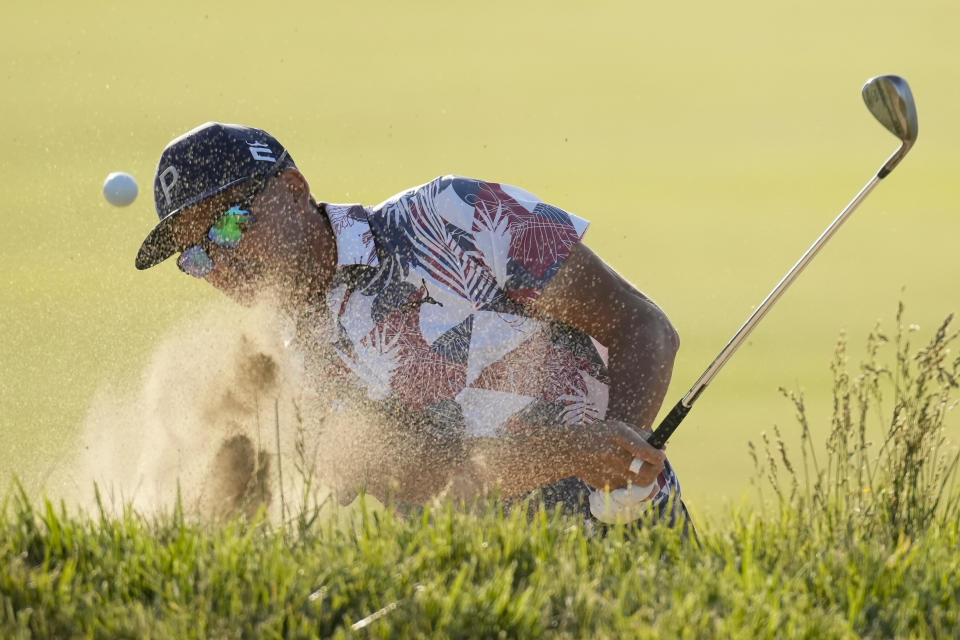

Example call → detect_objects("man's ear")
274 168 311 209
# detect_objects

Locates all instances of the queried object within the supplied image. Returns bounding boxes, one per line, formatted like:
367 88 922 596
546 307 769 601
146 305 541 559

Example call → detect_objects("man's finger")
607 421 666 462
619 436 666 464
627 458 661 485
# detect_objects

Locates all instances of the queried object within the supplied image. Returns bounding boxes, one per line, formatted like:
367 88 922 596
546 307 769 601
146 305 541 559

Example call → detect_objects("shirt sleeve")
438 175 590 306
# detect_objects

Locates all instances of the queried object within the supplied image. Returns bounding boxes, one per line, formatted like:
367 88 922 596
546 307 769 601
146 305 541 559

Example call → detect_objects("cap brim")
134 175 256 270
135 214 180 270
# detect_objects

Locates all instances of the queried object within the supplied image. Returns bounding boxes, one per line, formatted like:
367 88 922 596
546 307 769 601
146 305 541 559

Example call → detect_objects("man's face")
169 171 319 305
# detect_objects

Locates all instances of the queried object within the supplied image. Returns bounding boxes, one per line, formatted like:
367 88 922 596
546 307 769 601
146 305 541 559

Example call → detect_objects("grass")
2 492 958 638
2 308 959 638
752 303 960 540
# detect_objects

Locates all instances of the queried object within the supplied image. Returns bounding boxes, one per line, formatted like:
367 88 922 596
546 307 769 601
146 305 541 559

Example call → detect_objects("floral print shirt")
308 175 678 503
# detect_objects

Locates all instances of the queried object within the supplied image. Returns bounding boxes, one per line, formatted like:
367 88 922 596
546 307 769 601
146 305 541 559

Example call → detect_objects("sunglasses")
177 198 258 278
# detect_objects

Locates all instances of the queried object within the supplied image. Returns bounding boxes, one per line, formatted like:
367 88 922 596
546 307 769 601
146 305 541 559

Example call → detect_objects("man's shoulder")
370 175 556 217
370 175 481 209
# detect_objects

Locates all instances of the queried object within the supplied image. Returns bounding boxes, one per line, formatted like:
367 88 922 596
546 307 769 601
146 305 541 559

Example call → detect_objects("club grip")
647 400 691 449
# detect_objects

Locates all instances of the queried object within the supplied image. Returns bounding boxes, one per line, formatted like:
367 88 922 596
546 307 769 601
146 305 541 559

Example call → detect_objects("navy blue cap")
135 122 297 270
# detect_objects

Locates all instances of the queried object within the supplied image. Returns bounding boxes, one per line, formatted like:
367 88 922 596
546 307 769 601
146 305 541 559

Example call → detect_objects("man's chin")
227 283 297 313
218 279 266 307
228 290 257 307
214 271 306 311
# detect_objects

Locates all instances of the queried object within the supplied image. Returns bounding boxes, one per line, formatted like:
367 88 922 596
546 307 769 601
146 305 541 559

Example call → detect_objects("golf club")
633 74 919 472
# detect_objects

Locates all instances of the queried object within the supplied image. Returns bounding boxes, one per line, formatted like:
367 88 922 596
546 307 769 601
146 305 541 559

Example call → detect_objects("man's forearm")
458 433 575 499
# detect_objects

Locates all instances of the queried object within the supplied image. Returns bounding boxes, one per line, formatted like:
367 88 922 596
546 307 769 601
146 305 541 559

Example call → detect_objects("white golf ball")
103 171 139 207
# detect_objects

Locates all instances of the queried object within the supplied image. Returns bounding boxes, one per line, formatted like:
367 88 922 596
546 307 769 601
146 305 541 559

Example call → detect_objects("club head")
862 75 918 177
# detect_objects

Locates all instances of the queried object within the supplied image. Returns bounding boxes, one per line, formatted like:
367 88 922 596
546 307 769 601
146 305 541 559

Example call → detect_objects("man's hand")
460 417 666 500
557 419 665 491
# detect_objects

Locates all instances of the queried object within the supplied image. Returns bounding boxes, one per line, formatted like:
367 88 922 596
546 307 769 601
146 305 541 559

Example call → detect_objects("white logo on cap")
247 141 276 163
158 165 180 206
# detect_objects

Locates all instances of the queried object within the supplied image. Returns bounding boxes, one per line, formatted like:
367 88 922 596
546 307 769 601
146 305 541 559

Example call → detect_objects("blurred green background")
2 0 957 517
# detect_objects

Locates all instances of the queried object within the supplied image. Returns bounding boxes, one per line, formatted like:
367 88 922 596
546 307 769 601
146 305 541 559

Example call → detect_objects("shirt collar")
321 202 380 268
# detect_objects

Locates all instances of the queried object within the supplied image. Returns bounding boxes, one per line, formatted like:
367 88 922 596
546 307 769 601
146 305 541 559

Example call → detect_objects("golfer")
135 122 688 527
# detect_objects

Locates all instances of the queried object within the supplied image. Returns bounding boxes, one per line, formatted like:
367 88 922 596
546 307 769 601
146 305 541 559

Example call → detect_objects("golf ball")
103 171 138 207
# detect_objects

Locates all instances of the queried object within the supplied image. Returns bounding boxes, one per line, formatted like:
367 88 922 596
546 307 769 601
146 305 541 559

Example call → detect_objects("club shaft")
680 173 881 407
647 163 893 450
